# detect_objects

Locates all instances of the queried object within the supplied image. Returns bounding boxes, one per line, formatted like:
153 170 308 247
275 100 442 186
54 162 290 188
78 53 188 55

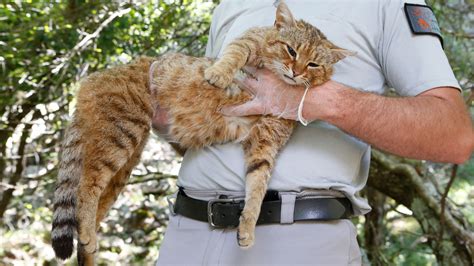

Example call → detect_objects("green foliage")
384 216 436 265
453 157 474 224
0 1 216 264
428 0 474 90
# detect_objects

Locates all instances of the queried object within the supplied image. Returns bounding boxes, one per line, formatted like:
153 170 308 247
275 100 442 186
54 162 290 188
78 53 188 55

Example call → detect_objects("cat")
51 1 351 265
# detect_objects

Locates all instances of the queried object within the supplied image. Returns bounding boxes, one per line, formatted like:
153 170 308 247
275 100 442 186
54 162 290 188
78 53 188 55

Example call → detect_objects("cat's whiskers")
269 59 289 73
302 79 310 88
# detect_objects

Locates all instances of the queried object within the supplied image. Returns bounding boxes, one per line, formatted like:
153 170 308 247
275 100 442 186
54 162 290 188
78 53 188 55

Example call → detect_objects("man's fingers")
220 100 263 117
233 76 259 94
242 65 258 77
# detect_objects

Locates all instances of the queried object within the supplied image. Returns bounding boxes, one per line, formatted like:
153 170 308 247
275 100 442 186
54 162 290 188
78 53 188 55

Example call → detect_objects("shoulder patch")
404 3 443 48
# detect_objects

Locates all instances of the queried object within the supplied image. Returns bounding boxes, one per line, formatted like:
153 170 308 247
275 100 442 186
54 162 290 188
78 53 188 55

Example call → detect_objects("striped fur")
52 56 155 265
51 1 350 264
52 119 83 259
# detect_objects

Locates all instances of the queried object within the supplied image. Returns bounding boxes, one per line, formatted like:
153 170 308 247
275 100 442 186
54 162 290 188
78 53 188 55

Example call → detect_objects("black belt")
173 189 353 228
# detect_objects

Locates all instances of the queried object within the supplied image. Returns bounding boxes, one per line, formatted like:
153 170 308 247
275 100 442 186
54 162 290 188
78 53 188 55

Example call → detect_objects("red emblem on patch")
417 18 430 30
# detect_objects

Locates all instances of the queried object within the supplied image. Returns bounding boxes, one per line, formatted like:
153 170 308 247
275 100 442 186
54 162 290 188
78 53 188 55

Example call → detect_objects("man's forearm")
304 82 473 163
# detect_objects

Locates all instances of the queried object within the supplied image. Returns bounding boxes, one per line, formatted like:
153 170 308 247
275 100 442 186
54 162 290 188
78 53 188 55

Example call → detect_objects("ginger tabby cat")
51 1 351 265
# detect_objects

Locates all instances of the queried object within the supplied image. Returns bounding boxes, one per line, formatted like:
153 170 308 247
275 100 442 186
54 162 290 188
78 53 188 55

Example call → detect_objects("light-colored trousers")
156 214 362 265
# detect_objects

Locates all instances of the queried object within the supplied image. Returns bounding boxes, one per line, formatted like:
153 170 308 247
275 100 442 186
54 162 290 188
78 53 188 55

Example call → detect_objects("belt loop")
279 192 296 224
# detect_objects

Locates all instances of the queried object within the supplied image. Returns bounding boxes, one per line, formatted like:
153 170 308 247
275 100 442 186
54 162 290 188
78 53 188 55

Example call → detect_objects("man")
154 0 473 265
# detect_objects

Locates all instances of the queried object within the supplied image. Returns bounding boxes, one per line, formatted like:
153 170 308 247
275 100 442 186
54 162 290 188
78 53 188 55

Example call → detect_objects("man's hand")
151 106 188 156
151 105 171 137
220 68 306 120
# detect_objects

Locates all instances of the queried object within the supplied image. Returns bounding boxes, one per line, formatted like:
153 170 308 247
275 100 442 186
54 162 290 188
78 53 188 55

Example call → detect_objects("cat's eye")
287 45 297 58
307 62 320 68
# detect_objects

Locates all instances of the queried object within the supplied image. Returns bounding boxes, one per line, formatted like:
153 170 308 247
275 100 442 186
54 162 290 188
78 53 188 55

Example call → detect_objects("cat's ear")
328 43 356 64
274 0 296 30
330 48 356 63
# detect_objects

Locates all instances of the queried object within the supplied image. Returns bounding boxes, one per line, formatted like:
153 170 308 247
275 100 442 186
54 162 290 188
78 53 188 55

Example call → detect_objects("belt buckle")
207 198 236 228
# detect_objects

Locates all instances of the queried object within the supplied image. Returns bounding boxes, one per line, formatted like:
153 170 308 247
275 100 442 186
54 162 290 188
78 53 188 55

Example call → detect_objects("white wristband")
297 86 310 126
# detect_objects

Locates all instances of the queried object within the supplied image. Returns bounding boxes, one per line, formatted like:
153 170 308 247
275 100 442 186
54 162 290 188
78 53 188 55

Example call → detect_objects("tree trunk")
368 150 473 265
364 187 387 266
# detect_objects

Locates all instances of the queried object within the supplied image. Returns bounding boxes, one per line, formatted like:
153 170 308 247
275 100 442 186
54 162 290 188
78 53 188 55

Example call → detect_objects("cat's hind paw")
237 216 255 249
204 66 233 89
79 230 98 254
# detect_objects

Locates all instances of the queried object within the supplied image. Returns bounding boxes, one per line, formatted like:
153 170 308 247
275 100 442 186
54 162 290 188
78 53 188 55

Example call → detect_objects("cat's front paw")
237 215 256 249
79 228 98 254
204 66 233 89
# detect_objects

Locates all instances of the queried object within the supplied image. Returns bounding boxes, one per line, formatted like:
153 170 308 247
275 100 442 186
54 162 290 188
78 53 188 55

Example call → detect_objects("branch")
438 164 458 247
177 29 209 54
51 7 132 75
127 172 177 185
442 29 474 39
371 150 474 258
0 117 35 220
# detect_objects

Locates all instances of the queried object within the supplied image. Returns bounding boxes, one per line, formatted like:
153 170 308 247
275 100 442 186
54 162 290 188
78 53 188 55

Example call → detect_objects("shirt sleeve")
379 0 461 96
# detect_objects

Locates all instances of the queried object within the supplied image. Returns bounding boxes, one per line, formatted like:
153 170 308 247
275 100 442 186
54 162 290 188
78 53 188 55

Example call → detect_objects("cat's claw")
204 66 233 89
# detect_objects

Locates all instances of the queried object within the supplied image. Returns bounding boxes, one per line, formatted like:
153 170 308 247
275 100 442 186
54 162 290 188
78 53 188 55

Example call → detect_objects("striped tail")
51 119 83 259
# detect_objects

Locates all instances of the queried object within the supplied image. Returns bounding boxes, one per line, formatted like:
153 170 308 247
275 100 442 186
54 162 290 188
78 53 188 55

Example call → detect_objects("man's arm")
304 81 473 164
221 69 473 164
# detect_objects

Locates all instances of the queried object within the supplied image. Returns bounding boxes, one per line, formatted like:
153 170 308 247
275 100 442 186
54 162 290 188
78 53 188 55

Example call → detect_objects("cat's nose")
292 70 300 77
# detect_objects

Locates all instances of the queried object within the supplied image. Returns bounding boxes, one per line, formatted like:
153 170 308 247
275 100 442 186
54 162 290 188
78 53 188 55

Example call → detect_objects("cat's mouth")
283 74 297 84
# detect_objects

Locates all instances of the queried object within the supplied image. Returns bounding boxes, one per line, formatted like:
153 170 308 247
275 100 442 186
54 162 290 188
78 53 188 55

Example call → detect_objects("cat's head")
262 1 354 87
